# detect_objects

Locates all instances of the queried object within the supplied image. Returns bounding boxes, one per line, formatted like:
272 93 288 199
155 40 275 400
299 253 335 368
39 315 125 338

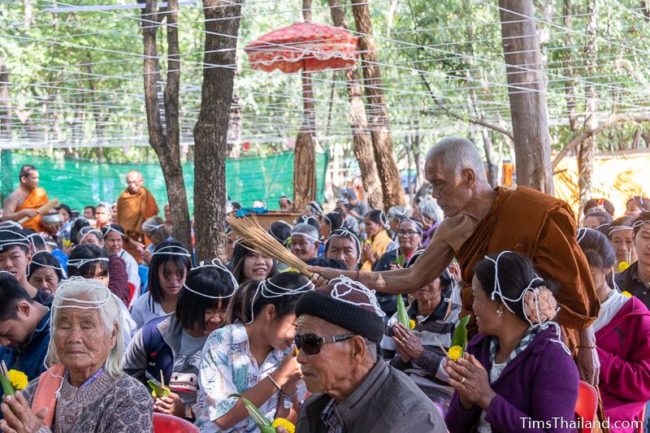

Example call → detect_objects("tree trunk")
577 0 598 217
193 0 243 261
293 0 317 211
0 58 12 202
141 0 192 250
498 0 553 194
328 0 383 209
351 0 405 208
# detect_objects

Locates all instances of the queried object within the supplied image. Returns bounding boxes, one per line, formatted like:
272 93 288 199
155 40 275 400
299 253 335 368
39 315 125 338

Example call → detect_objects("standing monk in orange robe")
311 136 601 385
1 165 57 233
117 170 159 263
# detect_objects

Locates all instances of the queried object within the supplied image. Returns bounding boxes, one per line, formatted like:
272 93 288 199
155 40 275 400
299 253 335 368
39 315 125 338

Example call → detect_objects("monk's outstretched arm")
309 216 470 293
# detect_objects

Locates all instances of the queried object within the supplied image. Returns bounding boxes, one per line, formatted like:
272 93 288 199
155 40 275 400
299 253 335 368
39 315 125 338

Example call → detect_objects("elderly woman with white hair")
0 279 153 433
418 198 444 248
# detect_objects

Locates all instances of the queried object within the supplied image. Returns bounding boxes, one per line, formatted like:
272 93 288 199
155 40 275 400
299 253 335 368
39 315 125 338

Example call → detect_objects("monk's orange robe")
117 187 159 262
455 186 600 353
16 187 49 232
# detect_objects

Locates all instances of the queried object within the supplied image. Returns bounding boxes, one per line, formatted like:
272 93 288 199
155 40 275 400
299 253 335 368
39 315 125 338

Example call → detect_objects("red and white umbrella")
244 22 358 73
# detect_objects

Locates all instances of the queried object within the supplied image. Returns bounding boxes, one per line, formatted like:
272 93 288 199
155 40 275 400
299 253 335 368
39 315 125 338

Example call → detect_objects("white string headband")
67 257 110 268
245 276 315 325
142 220 166 233
0 229 31 251
102 225 125 238
53 278 112 310
186 258 239 299
0 221 23 230
576 227 591 244
151 245 191 258
78 226 103 244
31 251 68 279
608 225 633 236
633 220 650 229
326 229 361 262
329 275 386 318
484 251 559 325
27 233 46 251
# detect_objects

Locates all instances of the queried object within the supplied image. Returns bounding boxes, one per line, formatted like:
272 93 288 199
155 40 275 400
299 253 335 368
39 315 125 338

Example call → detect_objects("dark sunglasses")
294 333 356 355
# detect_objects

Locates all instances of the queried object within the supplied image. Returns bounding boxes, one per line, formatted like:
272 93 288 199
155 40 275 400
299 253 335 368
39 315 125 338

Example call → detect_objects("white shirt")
118 249 141 306
130 292 168 330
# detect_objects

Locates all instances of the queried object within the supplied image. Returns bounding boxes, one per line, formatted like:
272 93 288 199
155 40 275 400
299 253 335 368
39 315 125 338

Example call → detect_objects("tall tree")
351 0 405 208
577 0 598 216
193 0 243 261
328 0 383 209
293 0 317 212
498 0 553 193
141 0 192 249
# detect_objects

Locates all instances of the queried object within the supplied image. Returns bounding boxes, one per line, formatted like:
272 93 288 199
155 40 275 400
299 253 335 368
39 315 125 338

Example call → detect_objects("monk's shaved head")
126 170 144 194
426 136 487 183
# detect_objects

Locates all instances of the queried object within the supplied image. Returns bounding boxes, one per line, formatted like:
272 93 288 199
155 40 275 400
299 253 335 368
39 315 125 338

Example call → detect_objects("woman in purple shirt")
445 251 579 433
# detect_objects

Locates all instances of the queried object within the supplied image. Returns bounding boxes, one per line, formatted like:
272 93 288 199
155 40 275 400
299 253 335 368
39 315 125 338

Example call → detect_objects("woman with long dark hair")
130 241 191 329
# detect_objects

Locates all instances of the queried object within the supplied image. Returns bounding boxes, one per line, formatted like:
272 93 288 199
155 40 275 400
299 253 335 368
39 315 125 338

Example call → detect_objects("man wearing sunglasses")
290 277 446 433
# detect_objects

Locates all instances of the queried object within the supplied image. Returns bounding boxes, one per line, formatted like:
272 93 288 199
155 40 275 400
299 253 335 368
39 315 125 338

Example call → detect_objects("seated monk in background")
312 136 601 385
117 170 159 263
1 165 58 233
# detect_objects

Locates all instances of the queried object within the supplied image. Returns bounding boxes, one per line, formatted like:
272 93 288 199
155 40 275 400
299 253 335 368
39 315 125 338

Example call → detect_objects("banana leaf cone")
396 294 410 328
229 394 276 433
0 374 15 397
448 315 470 362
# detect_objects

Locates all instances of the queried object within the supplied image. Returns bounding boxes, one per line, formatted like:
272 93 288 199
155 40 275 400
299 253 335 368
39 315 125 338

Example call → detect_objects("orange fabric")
31 364 65 428
454 186 599 352
117 188 158 262
16 188 48 232
361 229 393 271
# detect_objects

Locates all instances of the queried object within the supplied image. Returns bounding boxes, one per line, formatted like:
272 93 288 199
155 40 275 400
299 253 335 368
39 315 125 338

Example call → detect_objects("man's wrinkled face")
126 172 143 194
290 234 318 261
296 315 354 395
424 158 472 218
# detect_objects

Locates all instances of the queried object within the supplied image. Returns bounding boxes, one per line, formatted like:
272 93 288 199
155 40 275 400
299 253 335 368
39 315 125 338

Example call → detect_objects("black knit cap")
295 280 385 344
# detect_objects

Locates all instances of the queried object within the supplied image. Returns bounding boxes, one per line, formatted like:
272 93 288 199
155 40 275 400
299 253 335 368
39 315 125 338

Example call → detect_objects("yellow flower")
618 261 630 273
621 291 633 298
409 320 416 330
448 345 463 362
7 370 28 391
272 417 295 433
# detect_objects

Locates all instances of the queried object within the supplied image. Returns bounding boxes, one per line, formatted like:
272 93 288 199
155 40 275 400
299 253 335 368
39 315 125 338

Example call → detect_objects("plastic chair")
575 381 598 433
153 413 199 433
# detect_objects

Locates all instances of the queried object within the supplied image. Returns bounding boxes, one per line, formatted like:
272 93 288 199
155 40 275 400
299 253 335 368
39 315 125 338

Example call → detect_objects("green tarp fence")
0 151 329 214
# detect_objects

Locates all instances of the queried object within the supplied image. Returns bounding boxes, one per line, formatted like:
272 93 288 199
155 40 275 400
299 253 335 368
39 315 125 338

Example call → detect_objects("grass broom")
226 216 313 278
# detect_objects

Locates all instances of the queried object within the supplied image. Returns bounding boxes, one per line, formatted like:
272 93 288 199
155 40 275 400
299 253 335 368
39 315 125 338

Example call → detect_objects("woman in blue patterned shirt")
196 272 313 432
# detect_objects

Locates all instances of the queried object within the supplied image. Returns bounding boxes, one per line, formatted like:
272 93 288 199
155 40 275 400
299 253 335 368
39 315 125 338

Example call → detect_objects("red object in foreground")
574 381 598 433
245 22 358 73
153 413 199 433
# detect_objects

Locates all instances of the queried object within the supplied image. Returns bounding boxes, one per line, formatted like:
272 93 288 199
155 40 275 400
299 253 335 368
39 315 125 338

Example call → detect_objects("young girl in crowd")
124 260 237 422
130 241 192 329
229 240 277 285
195 272 312 433
578 228 650 433
445 251 579 433
360 209 396 271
